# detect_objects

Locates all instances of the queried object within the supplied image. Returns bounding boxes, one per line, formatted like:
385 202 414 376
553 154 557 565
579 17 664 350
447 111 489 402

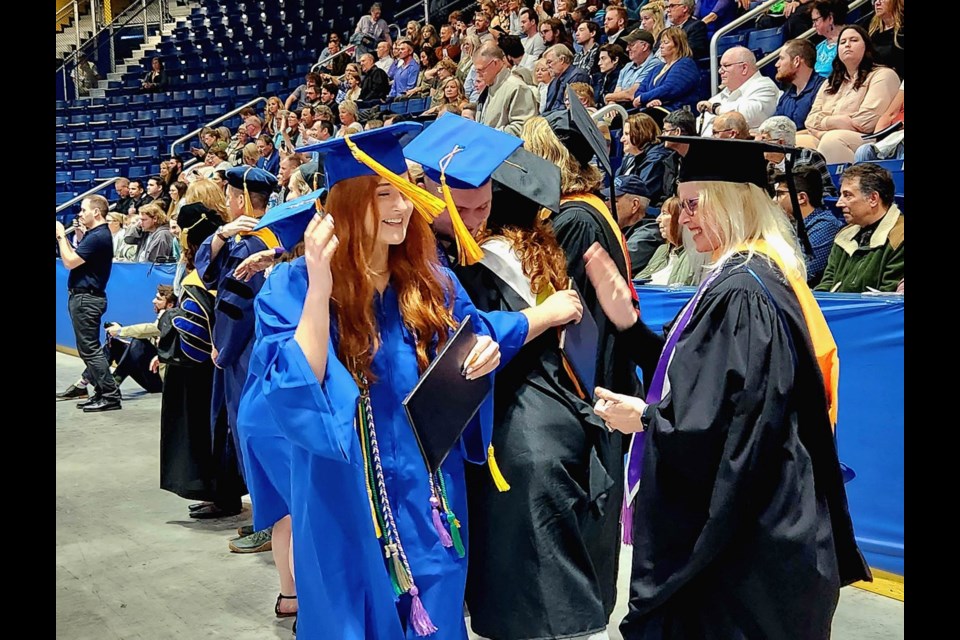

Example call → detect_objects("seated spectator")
375 41 395 74
388 39 422 99
604 30 662 107
631 26 701 113
534 58 550 112
226 126 248 166
144 175 171 212
636 196 699 284
602 5 630 50
461 102 478 121
663 0 708 59
493 34 532 86
423 77 469 115
811 1 847 79
518 7 545 70
473 10 496 44
189 126 219 161
330 63 362 102
711 111 752 139
572 20 601 75
405 19 424 50
458 34 482 92
263 96 284 137
255 135 280 175
612 175 667 274
796 25 900 164
278 111 302 153
317 33 349 77
854 80 903 162
542 44 591 111
141 57 167 92
241 143 259 167
353 2 393 56
696 0 739 39
336 101 364 137
365 119 384 130
403 47 441 99
757 115 837 197
617 112 678 208
774 38 826 130
772 166 844 286
106 212 135 261
816 163 903 293
358 53 390 104
503 0 523 35
639 2 666 59
243 115 263 141
436 23 462 62
125 179 146 216
868 0 904 79
111 178 133 214
284 72 321 111
285 166 311 201
697 47 780 137
593 44 625 107
341 71 363 103
474 42 539 136
167 180 187 220
124 203 175 263
421 24 441 49
211 169 228 193
661 107 698 148
317 83 340 125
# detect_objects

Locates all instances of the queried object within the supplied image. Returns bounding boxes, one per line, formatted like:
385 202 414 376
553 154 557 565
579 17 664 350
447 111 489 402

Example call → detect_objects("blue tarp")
54 263 904 577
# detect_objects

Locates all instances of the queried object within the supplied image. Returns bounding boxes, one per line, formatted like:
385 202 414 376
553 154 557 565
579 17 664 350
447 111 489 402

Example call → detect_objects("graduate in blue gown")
242 123 528 639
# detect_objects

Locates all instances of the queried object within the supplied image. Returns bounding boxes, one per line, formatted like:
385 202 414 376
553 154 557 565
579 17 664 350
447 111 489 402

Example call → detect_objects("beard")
775 67 796 83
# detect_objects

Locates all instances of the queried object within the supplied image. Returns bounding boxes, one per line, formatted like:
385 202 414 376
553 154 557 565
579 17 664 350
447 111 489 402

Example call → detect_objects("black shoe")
76 395 102 408
57 384 89 400
82 398 122 412
188 502 214 512
189 504 242 519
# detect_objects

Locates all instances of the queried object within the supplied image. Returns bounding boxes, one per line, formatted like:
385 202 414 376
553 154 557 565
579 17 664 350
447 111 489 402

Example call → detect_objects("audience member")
617 112 677 208
868 0 904 79
124 203 176 263
603 5 630 50
519 7 546 70
697 47 780 137
375 41 395 74
757 115 837 197
854 80 903 162
663 0 708 59
141 57 167 92
572 20 602 75
639 2 667 57
388 39 422 99
284 73 321 111
543 44 591 111
475 42 539 135
711 111 752 139
631 26 701 113
255 135 281 175
811 1 847 79
774 39 826 130
604 30 662 107
635 196 699 284
816 163 903 292
797 25 900 163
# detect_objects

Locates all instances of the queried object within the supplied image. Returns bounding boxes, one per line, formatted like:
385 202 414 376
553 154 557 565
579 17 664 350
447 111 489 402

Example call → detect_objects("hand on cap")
304 213 338 300
221 215 258 238
462 335 501 381
593 387 647 434
584 242 639 332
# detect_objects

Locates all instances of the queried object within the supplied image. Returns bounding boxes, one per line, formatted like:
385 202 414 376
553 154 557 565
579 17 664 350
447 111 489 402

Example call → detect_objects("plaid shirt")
769 147 837 198
803 207 845 285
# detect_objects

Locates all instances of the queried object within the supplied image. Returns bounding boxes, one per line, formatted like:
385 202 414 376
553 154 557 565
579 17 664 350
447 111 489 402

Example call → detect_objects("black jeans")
68 292 121 402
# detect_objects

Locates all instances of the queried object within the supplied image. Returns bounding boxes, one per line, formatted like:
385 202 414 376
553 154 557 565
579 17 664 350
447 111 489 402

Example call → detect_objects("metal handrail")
756 0 871 73
57 0 166 75
56 177 123 214
708 0 781 96
170 97 267 157
311 46 359 73
56 3 74 24
592 103 629 126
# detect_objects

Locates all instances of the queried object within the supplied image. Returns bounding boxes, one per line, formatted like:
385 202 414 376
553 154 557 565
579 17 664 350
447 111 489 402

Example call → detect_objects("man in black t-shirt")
56 194 122 412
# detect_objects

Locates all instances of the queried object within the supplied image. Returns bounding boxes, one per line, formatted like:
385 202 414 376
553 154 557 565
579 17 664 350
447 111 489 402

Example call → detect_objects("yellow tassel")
487 444 511 492
342 134 445 223
440 175 484 266
242 166 254 219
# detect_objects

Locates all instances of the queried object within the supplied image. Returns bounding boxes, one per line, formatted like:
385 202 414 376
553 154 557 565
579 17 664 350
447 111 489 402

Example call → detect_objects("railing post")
109 22 116 73
143 0 148 39
73 0 81 54
423 0 430 24
91 0 98 31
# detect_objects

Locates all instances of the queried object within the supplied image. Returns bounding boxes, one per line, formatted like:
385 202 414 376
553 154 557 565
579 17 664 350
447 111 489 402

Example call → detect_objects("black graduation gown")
458 261 618 640
620 254 871 640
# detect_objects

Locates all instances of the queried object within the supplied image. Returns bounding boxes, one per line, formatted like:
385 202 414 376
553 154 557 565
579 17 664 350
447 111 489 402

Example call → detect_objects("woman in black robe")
587 137 872 639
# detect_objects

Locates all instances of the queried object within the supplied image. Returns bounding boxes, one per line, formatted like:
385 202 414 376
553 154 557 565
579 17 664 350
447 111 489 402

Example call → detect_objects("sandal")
275 593 298 618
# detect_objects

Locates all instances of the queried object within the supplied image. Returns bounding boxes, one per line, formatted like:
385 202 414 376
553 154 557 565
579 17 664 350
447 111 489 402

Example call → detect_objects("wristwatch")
639 403 656 431
215 226 230 242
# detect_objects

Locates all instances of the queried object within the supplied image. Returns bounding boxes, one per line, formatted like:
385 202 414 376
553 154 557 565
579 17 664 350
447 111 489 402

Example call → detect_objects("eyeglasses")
474 60 498 75
774 189 790 197
712 129 737 138
664 3 682 8
662 126 681 135
719 61 748 70
811 15 825 24
679 197 700 214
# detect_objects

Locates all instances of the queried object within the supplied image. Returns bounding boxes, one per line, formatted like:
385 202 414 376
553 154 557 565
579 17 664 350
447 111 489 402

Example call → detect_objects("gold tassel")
242 166 254 219
342 134 445 222
487 444 511 492
440 174 484 266
389 544 413 592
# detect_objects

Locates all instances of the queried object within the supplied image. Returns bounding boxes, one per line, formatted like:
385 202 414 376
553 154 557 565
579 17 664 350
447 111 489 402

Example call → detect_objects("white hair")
758 115 798 147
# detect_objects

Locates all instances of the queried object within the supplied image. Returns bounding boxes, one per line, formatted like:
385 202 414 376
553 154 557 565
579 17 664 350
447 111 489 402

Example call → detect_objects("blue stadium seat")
112 147 136 163
67 149 92 167
70 169 97 190
133 108 160 126
56 192 76 207
56 170 70 188
182 106 203 120
746 27 784 56
117 128 141 143
112 111 134 126
97 167 123 180
157 108 180 124
191 88 211 102
56 115 68 127
56 132 72 148
128 165 151 179
136 145 160 162
140 126 165 143
67 114 91 128
213 87 233 100
716 34 748 57
166 124 192 139
237 86 260 99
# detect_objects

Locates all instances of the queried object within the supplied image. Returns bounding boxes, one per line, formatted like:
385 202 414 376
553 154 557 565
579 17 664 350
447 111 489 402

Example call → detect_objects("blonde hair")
522 116 602 196
640 2 666 39
138 202 169 226
654 26 693 83
242 143 259 166
693 181 806 282
287 167 310 200
183 178 229 223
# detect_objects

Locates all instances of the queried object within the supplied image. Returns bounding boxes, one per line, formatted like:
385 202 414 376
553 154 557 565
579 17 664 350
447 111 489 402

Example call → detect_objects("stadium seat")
746 27 784 56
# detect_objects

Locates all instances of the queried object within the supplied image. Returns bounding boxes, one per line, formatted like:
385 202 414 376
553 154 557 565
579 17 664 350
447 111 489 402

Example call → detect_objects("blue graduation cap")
225 166 278 194
296 122 445 223
402 114 526 264
253 188 327 250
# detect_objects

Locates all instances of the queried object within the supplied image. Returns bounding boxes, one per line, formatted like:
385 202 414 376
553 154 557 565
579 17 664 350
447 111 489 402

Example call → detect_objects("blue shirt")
67 223 114 292
257 148 280 176
388 58 421 98
617 55 663 92
775 73 825 130
815 40 836 79
804 207 844 284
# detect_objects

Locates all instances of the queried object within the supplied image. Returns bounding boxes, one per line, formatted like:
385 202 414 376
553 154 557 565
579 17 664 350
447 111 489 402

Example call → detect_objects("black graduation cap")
543 86 612 177
659 135 813 256
176 202 221 247
488 147 562 233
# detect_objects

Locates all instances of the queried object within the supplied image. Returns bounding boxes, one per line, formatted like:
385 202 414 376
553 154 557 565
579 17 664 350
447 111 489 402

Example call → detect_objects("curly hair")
492 223 568 296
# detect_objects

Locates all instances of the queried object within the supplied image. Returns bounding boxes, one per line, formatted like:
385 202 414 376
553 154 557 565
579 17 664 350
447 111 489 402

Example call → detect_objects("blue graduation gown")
246 257 527 640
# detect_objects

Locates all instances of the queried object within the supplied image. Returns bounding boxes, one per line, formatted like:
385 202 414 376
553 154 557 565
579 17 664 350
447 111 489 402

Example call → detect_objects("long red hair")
326 175 456 384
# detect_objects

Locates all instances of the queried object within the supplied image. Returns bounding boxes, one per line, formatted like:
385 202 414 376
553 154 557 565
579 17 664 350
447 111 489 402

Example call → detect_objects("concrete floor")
56 352 904 639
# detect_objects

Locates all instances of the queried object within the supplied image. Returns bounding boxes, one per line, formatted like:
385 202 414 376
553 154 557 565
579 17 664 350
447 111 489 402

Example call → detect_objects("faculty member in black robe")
589 137 871 640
